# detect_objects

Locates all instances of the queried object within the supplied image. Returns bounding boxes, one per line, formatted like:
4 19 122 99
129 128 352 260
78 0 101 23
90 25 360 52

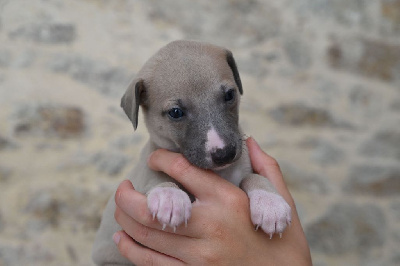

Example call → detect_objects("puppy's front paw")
248 189 291 238
147 187 191 231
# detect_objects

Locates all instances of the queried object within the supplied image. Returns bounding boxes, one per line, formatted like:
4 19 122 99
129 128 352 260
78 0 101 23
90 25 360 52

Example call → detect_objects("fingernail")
113 232 121 245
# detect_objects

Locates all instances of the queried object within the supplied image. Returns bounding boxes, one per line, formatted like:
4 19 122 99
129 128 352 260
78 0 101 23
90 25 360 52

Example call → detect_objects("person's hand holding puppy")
113 138 312 265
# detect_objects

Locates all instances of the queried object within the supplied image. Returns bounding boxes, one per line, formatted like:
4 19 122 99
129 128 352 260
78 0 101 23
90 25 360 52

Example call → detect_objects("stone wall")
0 0 399 265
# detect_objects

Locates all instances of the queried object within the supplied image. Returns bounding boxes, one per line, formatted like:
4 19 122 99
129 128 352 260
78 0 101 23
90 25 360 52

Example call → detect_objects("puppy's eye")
168 108 184 120
224 89 235 102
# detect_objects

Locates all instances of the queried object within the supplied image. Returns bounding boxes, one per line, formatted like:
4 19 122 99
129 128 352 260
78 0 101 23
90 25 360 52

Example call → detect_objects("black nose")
211 144 237 166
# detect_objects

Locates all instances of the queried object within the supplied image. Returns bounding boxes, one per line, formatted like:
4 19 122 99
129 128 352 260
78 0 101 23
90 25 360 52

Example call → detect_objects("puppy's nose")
211 144 236 166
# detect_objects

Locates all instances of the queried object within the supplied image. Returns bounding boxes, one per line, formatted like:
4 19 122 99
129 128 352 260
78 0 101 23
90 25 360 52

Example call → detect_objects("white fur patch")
205 126 225 152
248 189 291 238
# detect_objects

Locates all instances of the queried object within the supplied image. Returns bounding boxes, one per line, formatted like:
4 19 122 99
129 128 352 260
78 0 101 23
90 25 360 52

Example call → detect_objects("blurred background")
0 0 399 265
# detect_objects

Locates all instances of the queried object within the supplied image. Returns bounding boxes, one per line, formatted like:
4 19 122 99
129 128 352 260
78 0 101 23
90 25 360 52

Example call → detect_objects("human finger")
147 149 235 200
114 180 160 228
113 230 184 266
115 180 195 235
115 205 197 261
246 137 293 203
115 179 215 238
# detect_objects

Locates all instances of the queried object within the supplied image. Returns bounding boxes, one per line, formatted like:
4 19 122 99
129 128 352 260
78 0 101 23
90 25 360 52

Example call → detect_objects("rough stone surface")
0 49 12 68
12 104 85 138
344 164 400 196
359 128 400 160
0 212 3 232
306 203 386 255
93 151 129 176
0 0 399 265
0 166 11 183
26 191 60 228
358 40 400 82
280 160 329 193
309 141 344 166
0 135 18 150
48 54 132 97
381 0 400 33
283 35 313 68
147 0 281 47
327 37 400 83
9 23 76 44
269 103 345 127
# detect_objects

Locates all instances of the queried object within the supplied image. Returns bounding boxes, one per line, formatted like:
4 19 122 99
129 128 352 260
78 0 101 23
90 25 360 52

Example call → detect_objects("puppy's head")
121 40 243 170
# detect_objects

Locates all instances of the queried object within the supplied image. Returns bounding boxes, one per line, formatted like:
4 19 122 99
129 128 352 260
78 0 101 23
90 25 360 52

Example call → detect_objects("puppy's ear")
226 50 243 95
120 78 146 130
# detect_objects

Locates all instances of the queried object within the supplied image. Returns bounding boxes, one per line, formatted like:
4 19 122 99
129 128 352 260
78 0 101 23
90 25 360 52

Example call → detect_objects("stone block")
0 212 3 233
92 151 129 176
0 135 18 150
381 0 400 31
344 163 400 196
280 160 329 193
48 54 131 97
359 128 400 160
147 0 280 47
283 35 312 68
0 49 12 68
306 203 386 254
269 102 348 127
9 23 76 44
294 0 372 28
358 39 400 82
327 38 400 83
310 141 344 166
0 166 11 183
12 104 85 138
25 191 60 228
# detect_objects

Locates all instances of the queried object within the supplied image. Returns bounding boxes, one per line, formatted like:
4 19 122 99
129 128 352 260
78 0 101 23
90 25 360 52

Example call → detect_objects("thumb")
246 137 282 182
246 137 292 203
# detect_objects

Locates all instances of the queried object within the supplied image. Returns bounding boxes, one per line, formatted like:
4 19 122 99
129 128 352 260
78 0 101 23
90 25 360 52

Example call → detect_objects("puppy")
92 40 291 265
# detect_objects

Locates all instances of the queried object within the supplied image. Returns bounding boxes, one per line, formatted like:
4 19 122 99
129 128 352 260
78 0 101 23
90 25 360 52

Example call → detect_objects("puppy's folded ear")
120 78 146 130
226 50 243 95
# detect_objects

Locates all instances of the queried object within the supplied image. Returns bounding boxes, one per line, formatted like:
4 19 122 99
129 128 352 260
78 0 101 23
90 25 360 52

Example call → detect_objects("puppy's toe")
248 189 291 238
147 187 192 230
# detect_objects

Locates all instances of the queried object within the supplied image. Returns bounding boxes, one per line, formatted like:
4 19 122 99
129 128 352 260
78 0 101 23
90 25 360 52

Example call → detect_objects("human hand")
113 137 312 265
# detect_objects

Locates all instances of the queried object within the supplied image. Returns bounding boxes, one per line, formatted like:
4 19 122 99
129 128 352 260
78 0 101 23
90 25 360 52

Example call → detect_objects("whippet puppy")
92 40 291 265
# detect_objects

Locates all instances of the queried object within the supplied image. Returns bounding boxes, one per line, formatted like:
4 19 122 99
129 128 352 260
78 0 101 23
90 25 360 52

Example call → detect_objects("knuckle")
200 246 220 264
114 185 125 206
209 223 226 241
134 223 150 241
169 155 192 177
269 157 279 167
118 239 130 259
269 157 281 171
223 190 247 208
139 208 153 225
142 252 155 266
114 207 121 223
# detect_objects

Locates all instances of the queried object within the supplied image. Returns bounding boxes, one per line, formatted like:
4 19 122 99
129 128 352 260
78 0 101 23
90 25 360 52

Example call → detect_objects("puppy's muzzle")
211 144 237 166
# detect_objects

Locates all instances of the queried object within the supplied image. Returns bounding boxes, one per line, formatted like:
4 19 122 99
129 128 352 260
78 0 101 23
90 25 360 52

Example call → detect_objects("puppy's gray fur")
92 40 291 265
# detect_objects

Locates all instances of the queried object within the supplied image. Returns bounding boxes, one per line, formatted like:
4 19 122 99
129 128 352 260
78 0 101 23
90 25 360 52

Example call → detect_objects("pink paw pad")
248 190 291 238
147 187 192 231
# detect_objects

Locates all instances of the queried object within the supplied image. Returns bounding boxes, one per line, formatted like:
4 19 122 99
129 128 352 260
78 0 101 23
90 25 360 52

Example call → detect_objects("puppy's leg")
92 193 132 265
240 174 291 238
147 182 192 232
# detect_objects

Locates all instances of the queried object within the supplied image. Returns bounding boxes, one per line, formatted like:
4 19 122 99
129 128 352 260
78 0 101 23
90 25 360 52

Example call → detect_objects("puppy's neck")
148 137 180 153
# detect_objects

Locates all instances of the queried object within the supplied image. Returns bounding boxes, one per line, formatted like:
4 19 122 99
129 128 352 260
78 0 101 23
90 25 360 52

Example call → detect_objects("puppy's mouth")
182 147 240 171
